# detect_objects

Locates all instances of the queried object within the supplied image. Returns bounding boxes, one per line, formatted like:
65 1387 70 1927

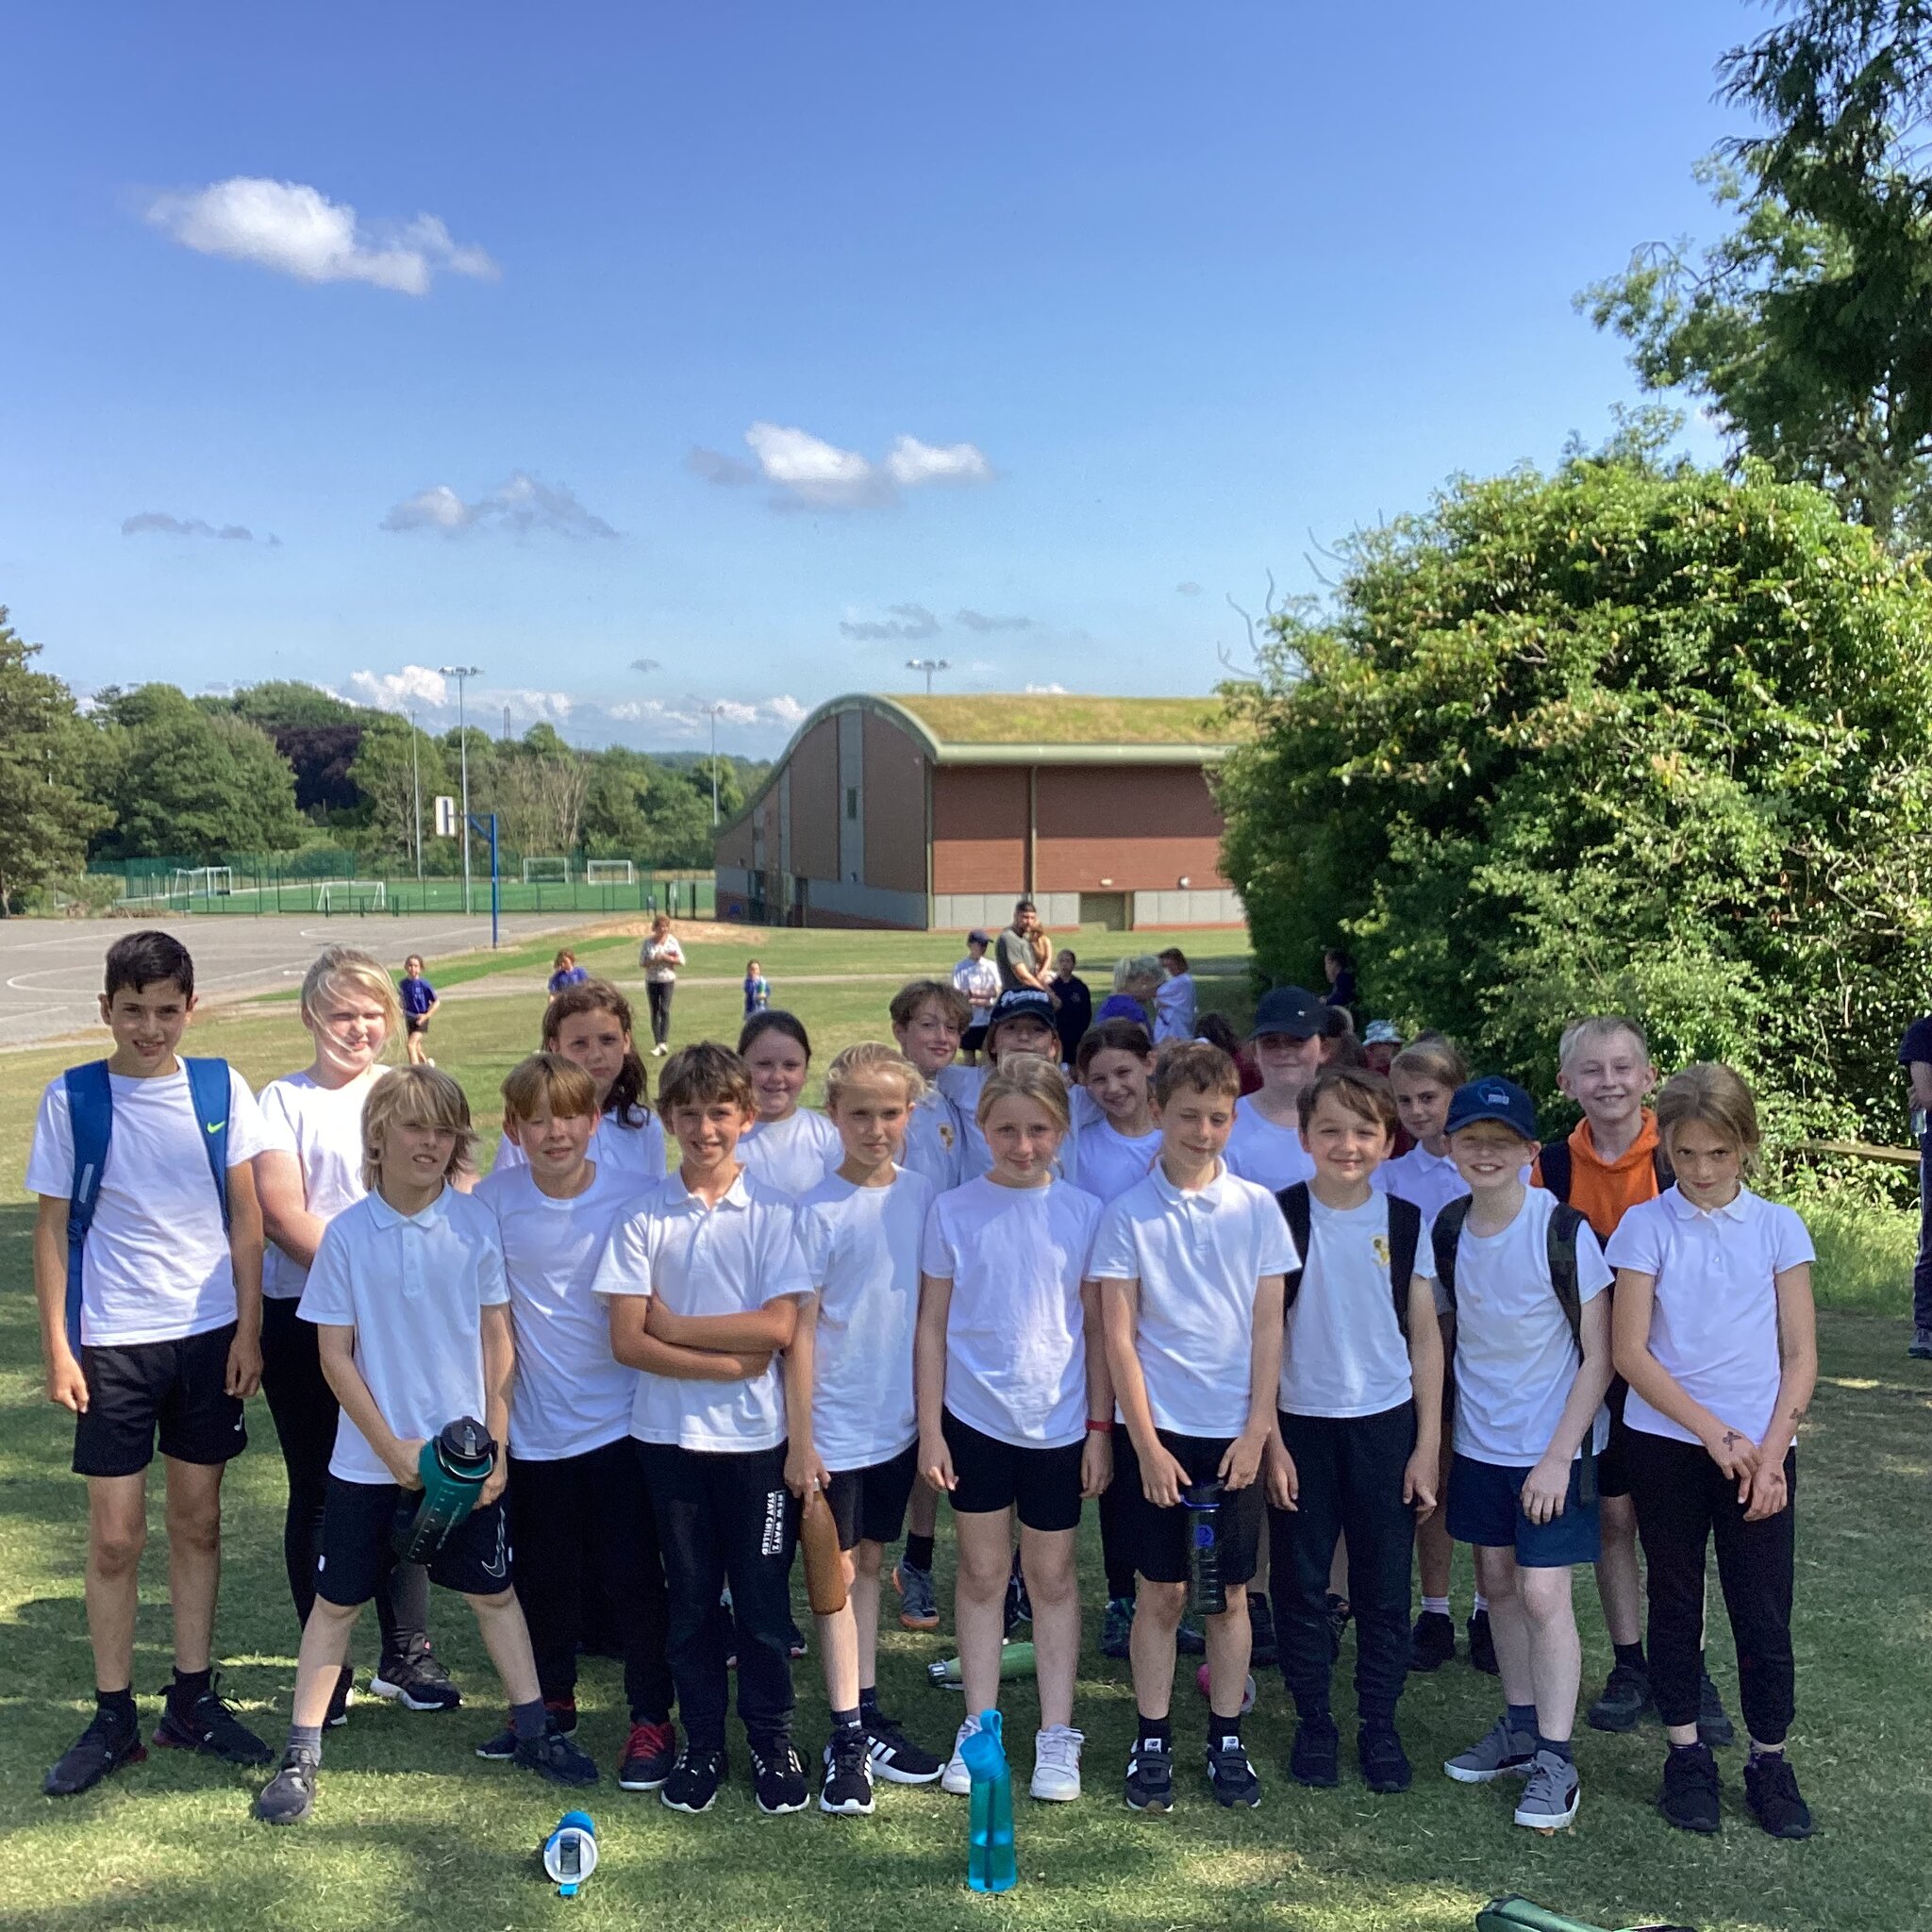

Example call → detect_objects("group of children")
25 932 1817 1846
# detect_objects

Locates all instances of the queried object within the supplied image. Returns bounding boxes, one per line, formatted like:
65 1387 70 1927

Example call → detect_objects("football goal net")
523 857 572 885
171 866 234 901
584 858 636 885
315 879 387 913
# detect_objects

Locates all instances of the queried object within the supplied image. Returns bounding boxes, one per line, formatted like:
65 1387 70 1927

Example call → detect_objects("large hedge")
1216 454 1932 1139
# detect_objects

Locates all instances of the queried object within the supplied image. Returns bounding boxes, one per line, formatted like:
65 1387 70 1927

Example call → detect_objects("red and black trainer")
619 1718 678 1790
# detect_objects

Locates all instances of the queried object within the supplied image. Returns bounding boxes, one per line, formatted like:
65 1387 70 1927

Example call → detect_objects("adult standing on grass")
997 899 1055 1000
640 915 684 1058
1899 1008 1932 1359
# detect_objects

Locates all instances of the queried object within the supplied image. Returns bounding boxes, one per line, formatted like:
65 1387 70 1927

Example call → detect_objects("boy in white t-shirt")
786 1044 944 1813
595 1042 813 1819
29 931 274 1797
952 932 1000 1064
1224 985 1325 1195
1431 1078 1614 1834
477 1054 676 1794
1269 1069 1442 1796
255 1068 597 1824
1093 1041 1291 1813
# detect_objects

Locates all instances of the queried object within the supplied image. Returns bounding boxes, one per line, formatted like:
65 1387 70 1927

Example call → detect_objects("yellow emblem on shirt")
1373 1235 1390 1267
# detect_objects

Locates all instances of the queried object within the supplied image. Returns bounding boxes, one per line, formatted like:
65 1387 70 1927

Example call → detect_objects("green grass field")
2 921 1927 1932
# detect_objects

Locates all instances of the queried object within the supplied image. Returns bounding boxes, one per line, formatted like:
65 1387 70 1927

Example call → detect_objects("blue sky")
2 1 1755 755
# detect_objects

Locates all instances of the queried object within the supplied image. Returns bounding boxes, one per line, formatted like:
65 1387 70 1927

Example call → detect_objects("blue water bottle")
960 1708 1017 1894
1183 1480 1225 1615
541 1810 597 1897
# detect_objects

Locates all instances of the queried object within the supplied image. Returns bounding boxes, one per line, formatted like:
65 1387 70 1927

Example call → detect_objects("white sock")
1422 1595 1451 1617
1473 1592 1490 1614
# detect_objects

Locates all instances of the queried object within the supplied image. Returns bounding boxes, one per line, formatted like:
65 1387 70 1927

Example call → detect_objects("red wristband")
1085 1418 1114 1434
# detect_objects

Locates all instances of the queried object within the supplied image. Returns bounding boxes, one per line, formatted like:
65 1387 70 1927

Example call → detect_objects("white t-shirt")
26 1062 268 1347
475 1162 639 1461
1224 1095 1316 1194
953 956 1000 1019
257 1068 384 1302
899 1085 967 1193
738 1108 844 1200
940 1062 1080 1186
492 1108 669 1192
1153 973 1196 1045
793 1167 934 1471
1374 1144 1470 1234
1089 1163 1295 1437
592 1169 811 1453
920 1175 1101 1449
641 935 685 982
1421 1188 1612 1467
1605 1186 1815 1447
298 1187 510 1485
1279 1191 1414 1419
1073 1117 1161 1207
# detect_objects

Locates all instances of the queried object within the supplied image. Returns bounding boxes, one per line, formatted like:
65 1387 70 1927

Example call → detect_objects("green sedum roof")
885 693 1244 747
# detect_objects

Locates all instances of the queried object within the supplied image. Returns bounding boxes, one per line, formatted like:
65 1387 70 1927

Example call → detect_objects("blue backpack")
63 1057 232 1355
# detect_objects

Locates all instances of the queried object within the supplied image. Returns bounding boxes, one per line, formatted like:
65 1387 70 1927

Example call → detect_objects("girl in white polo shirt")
918 1057 1111 1805
736 1010 844 1199
1607 1063 1817 1843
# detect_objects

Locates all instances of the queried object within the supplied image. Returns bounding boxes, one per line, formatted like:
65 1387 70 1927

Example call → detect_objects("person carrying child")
1607 1064 1818 1840
1094 1041 1292 1811
255 1067 597 1822
30 931 275 1795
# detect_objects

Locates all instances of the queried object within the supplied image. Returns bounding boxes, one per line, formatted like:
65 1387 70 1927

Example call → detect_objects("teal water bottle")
392 1417 494 1562
960 1708 1016 1894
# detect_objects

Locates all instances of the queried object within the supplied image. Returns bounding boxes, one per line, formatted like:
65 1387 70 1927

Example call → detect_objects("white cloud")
381 472 617 539
607 694 805 739
841 603 941 642
349 665 448 708
145 177 497 295
123 511 257 541
689 422 995 511
1024 682 1069 695
768 695 808 725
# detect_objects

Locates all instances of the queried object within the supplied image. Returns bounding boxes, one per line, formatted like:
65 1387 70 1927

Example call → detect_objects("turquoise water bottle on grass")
961 1709 1017 1894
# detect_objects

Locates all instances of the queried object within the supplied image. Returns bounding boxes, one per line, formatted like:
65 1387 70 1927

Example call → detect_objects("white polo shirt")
1089 1162 1295 1438
592 1169 811 1453
26 1062 268 1347
920 1174 1101 1449
1606 1185 1814 1447
299 1186 510 1486
1224 1095 1316 1194
793 1167 934 1472
492 1108 668 1193
1280 1191 1413 1419
1073 1118 1161 1207
1374 1143 1470 1234
257 1068 383 1302
476 1161 638 1461
738 1108 844 1200
1421 1187 1612 1467
899 1084 967 1192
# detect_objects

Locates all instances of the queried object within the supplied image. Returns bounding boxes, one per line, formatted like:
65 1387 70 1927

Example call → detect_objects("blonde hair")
1111 952 1163 996
301 945 402 1043
1655 1062 1761 1170
501 1051 599 1125
977 1056 1073 1135
1558 1013 1652 1074
824 1041 925 1111
1391 1034 1469 1089
360 1066 476 1191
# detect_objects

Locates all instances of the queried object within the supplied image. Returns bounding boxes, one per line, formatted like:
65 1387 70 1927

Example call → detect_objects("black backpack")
1537 1135 1673 1208
1275 1182 1424 1341
1430 1195 1599 1505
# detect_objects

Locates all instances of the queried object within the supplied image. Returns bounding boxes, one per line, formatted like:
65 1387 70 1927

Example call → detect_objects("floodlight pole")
439 665 482 914
906 657 950 694
407 705 423 880
689 699 727 825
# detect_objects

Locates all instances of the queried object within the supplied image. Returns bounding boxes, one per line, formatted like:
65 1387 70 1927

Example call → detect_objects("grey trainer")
1512 1749 1580 1830
1444 1717 1536 1785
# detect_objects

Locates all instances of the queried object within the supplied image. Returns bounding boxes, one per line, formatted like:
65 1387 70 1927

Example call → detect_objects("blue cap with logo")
988 987 1057 1039
1248 985 1325 1041
1444 1075 1539 1141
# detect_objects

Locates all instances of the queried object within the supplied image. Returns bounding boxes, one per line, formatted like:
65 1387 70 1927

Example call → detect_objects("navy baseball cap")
1249 985 1325 1041
1444 1076 1539 1141
988 988 1057 1037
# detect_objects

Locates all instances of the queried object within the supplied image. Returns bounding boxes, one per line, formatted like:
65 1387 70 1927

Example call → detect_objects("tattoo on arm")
1789 1403 1807 1424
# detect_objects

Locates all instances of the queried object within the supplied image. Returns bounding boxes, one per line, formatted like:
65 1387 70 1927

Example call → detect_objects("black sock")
830 1705 862 1734
1536 1734 1574 1765
1136 1713 1172 1748
1506 1703 1538 1738
510 1697 547 1742
1209 1710 1243 1742
1671 1739 1706 1757
168 1666 211 1712
96 1687 137 1729
1613 1640 1646 1672
905 1533 935 1572
631 1707 671 1727
1749 1743 1784 1764
858 1687 881 1720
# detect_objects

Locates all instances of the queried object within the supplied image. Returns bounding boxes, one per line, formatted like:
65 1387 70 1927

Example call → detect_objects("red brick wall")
931 766 1029 893
1033 765 1227 891
863 711 928 893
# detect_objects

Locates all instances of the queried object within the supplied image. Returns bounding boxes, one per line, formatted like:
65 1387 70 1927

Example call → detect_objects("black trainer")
1247 1591 1277 1670
1358 1723 1412 1794
863 1709 943 1784
1467 1608 1499 1675
661 1743 728 1814
514 1727 598 1787
44 1708 146 1797
1124 1736 1174 1812
1658 1741 1722 1834
820 1728 875 1816
1290 1713 1340 1789
254 1747 319 1824
1588 1659 1653 1732
370 1646 462 1712
1744 1753 1813 1840
153 1674 274 1766
1408 1609 1455 1673
325 1666 354 1730
1207 1733 1260 1808
751 1735 809 1814
1697 1670 1736 1748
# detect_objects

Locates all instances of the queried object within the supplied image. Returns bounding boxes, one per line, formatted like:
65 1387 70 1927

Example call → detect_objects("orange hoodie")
1530 1108 1664 1245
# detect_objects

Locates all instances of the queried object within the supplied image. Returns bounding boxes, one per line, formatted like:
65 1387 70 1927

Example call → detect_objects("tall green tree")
1588 1 1932 546
0 608 108 911
1216 451 1932 1137
348 715 447 866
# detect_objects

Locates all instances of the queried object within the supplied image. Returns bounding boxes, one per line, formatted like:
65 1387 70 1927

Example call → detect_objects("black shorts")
826 1443 919 1552
316 1475 513 1606
405 1013 430 1035
1595 1375 1633 1501
960 1023 990 1055
1114 1429 1263 1589
73 1323 246 1477
941 1407 1083 1533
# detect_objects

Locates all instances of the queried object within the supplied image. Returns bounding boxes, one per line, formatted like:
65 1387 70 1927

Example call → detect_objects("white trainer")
941 1715 981 1796
1030 1724 1085 1802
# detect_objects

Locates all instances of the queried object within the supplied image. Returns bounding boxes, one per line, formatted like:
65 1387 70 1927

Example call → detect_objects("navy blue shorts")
1446 1453 1601 1568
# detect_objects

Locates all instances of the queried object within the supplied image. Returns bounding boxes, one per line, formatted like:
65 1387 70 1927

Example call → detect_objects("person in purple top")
398 956 438 1066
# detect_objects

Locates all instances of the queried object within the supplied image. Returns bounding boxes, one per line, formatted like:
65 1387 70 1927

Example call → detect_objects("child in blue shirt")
399 956 438 1067
744 960 772 1018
